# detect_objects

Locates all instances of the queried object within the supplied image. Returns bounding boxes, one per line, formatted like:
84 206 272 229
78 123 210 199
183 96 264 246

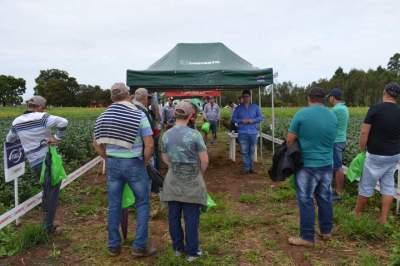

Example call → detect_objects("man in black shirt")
355 82 400 224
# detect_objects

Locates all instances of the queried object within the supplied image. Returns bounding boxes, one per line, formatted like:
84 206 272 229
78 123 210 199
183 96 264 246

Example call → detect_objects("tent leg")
272 83 275 155
259 86 263 161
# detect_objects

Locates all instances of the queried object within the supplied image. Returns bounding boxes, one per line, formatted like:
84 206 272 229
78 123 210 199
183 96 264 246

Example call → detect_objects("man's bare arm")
143 135 154 164
286 132 297 146
359 123 371 152
199 151 209 174
161 153 171 167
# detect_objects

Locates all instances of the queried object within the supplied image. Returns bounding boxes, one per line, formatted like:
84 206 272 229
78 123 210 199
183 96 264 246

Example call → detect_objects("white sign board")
3 141 25 182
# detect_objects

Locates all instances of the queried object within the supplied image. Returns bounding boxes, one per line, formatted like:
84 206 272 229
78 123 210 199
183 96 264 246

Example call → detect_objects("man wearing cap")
93 83 156 257
160 101 209 262
286 88 337 247
6 96 68 234
203 96 220 144
232 90 264 174
327 88 349 201
355 82 400 224
162 97 176 130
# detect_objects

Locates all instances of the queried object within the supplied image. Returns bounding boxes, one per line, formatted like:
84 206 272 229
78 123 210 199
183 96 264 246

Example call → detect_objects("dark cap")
242 89 251 96
385 82 400 98
308 87 326 99
327 88 342 98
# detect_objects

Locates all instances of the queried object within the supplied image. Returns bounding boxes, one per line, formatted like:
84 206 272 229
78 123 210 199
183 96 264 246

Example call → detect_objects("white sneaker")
174 250 183 257
186 256 199 262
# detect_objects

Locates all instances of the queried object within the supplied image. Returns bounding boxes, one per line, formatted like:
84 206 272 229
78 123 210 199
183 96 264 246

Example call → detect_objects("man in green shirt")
286 88 337 247
328 88 349 201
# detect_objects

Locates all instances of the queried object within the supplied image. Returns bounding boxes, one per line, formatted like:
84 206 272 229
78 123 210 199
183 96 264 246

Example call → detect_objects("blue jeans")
168 201 201 256
238 133 258 171
333 142 346 170
106 157 151 249
295 165 333 242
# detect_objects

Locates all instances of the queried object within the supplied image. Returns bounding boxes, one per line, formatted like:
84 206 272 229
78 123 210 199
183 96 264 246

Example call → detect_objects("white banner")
0 156 103 230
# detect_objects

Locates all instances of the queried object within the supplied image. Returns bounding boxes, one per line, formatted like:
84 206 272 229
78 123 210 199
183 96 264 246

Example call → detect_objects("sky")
0 0 399 99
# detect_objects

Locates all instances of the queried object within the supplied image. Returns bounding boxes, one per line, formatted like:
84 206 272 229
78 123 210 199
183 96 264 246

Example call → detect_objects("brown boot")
318 232 332 241
288 236 314 247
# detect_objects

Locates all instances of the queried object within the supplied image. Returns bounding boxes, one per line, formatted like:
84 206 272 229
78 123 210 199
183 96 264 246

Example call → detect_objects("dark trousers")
168 201 201 256
33 154 61 234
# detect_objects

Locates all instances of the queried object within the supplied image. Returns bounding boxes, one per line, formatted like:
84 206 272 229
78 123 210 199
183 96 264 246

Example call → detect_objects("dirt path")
0 135 392 265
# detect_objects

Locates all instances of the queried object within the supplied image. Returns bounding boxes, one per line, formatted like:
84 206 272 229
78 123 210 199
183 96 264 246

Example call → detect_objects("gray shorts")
358 152 400 197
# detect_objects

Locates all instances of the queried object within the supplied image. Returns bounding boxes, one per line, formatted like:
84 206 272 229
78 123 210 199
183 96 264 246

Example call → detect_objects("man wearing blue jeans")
161 101 209 262
232 90 264 174
287 88 337 247
327 88 349 201
93 83 156 257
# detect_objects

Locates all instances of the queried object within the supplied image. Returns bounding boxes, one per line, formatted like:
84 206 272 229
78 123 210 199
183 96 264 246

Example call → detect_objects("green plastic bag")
202 194 217 213
122 184 135 209
347 152 366 183
289 174 296 190
39 146 67 186
201 122 210 133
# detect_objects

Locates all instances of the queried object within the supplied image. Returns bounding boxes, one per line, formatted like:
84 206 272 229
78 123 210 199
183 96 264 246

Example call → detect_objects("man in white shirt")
6 96 68 234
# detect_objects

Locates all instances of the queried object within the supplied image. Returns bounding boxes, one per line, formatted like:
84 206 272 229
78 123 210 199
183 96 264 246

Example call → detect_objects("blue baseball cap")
327 88 342 98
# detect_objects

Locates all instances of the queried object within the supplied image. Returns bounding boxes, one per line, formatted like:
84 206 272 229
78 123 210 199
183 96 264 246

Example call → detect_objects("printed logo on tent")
179 60 221 65
256 75 266 83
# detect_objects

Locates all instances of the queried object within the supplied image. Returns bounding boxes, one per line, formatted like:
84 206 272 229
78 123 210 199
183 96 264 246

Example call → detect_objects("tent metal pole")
272 83 275 155
259 86 263 160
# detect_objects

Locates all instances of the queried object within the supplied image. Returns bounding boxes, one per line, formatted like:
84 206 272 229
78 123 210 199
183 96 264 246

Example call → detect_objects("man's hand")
286 132 297 146
48 137 60 146
92 138 106 158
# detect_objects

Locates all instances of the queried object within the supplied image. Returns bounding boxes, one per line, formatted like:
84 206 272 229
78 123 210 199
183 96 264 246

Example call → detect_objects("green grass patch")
74 203 98 216
0 224 49 257
239 193 259 204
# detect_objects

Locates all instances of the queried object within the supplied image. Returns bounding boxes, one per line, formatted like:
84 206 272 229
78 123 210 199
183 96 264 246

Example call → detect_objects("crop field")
3 106 400 266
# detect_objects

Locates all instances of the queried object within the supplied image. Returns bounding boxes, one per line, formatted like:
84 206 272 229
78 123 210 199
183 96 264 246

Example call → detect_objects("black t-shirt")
364 102 400 155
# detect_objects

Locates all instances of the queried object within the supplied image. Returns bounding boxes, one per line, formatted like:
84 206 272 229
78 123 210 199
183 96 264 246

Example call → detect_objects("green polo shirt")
289 105 337 167
331 102 349 143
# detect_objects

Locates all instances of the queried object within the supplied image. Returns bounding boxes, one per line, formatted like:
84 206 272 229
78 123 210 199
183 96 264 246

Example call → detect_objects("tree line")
272 53 400 107
0 69 111 107
1 53 399 107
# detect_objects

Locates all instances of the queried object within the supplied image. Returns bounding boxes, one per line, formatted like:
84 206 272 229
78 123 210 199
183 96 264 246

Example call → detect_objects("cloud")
0 0 399 98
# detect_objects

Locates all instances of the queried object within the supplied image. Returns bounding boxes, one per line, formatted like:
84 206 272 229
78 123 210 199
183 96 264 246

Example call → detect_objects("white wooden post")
14 177 20 226
397 163 400 214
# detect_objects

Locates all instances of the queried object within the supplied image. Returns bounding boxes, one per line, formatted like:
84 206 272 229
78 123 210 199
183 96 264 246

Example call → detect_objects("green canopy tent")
126 42 277 155
126 42 273 90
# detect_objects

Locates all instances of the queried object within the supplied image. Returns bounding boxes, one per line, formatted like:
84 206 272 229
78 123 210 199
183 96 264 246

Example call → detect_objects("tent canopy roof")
127 42 273 90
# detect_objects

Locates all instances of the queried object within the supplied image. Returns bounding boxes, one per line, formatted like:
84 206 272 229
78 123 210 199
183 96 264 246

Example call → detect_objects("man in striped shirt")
93 83 156 257
6 96 68 234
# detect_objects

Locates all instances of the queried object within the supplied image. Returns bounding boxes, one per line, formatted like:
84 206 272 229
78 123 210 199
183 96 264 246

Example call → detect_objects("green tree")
0 75 26 106
34 69 80 106
75 85 112 106
388 53 400 76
